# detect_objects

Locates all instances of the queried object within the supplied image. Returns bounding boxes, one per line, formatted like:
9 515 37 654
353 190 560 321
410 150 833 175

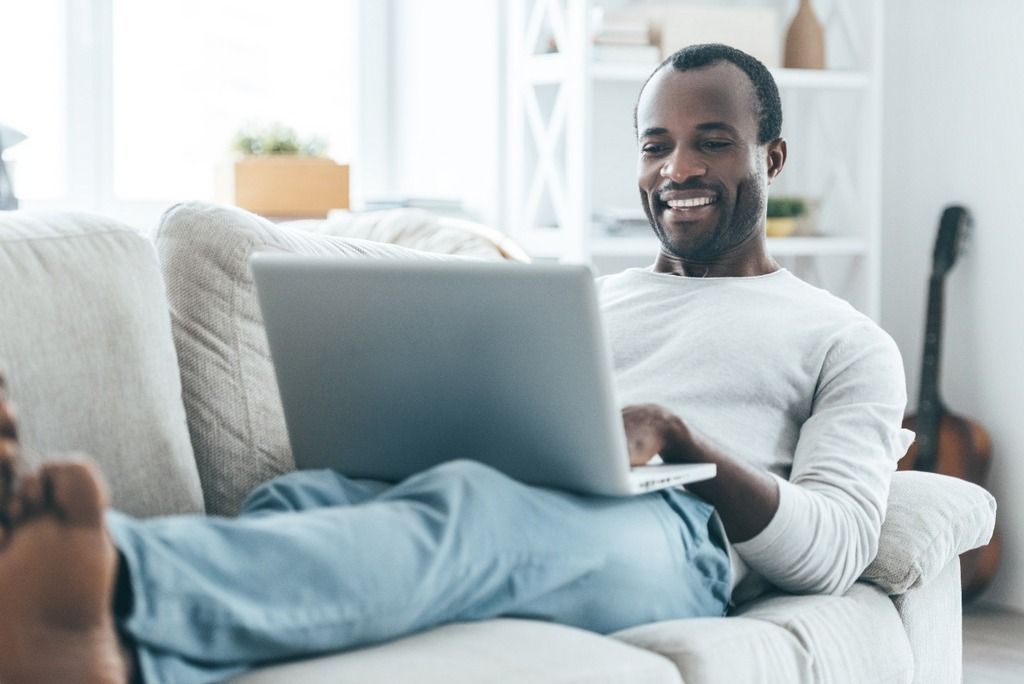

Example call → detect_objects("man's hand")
621 403 692 467
622 401 780 543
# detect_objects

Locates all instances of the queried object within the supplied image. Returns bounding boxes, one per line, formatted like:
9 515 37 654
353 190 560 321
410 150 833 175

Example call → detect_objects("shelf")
507 0 882 316
767 236 867 255
772 68 870 90
589 235 867 258
589 61 869 90
525 51 870 90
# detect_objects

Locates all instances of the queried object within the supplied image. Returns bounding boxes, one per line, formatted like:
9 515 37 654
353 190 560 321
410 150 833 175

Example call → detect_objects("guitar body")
901 411 991 480
901 410 1000 600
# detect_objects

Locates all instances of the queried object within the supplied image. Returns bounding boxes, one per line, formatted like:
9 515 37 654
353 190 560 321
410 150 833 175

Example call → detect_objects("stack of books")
591 9 659 65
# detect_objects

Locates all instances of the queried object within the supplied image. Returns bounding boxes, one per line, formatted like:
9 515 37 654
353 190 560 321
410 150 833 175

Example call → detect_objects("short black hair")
634 43 783 144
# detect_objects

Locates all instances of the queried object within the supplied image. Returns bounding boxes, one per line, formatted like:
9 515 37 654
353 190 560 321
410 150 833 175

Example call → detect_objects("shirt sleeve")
732 320 915 595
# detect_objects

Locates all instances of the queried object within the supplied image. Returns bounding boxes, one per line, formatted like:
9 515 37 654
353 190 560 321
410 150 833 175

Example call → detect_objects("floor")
963 603 1024 683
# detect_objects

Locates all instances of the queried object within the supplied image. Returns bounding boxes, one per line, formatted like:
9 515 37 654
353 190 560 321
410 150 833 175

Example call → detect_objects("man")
0 44 910 683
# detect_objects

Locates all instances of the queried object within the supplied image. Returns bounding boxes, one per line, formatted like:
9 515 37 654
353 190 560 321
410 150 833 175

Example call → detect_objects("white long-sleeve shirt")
597 267 914 599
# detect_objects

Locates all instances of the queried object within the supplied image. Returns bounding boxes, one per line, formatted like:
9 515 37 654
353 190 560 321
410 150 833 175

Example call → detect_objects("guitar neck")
915 275 946 470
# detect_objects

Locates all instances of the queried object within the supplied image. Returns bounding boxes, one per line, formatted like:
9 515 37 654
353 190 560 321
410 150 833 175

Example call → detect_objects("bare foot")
0 378 127 683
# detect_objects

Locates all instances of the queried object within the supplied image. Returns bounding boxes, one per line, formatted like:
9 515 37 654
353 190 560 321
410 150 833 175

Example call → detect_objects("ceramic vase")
784 0 825 69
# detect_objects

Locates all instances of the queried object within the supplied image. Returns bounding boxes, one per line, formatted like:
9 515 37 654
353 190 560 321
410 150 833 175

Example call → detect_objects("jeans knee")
428 459 510 494
398 459 517 518
432 458 498 478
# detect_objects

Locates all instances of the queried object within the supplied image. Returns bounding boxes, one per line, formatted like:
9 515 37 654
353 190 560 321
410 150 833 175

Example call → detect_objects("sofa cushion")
292 209 518 260
893 558 962 684
613 581 913 683
229 619 682 684
0 211 204 516
862 470 996 594
615 616 812 682
156 202 461 515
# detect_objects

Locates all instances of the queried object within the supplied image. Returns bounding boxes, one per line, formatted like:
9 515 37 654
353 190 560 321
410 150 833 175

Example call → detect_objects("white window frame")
25 0 391 228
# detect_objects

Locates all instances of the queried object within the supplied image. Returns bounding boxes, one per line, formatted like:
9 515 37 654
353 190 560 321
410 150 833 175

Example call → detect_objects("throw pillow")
861 470 996 594
295 209 518 261
157 202 461 515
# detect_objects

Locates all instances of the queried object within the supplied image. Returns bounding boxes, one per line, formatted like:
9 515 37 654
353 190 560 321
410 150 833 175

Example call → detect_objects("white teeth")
666 197 715 208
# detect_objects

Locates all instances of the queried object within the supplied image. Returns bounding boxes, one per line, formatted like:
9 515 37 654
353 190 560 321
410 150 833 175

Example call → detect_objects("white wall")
882 0 1024 610
388 0 502 227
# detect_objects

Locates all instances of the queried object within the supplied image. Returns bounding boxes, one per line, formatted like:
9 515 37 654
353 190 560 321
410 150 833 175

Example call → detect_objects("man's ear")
766 138 787 184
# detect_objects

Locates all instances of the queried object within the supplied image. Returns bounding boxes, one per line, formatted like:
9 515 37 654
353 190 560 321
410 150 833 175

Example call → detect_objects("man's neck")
653 230 780 278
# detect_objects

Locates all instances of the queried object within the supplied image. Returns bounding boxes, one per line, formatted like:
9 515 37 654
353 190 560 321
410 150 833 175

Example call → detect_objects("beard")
644 173 766 261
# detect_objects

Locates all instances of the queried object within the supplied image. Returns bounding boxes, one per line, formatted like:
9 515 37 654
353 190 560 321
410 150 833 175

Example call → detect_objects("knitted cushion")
156 202 459 515
861 471 996 594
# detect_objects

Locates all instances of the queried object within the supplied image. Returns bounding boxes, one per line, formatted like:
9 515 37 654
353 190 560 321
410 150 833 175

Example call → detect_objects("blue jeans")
107 460 730 683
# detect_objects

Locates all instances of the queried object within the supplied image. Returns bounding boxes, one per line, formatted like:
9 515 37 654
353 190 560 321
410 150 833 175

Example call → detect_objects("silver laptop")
250 254 715 496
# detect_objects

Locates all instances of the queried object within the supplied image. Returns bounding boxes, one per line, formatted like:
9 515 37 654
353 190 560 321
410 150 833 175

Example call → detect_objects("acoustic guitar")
900 205 1000 601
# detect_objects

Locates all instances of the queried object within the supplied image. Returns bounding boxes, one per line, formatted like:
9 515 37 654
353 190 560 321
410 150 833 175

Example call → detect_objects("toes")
40 458 108 527
0 382 22 511
0 437 17 462
0 394 17 443
0 471 43 534
14 471 44 520
0 454 19 522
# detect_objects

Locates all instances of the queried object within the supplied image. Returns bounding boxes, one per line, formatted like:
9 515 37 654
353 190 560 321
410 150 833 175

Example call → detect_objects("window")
111 0 356 201
0 0 357 217
0 0 67 200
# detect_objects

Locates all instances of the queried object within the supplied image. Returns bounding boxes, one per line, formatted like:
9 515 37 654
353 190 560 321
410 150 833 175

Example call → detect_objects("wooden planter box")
231 156 349 218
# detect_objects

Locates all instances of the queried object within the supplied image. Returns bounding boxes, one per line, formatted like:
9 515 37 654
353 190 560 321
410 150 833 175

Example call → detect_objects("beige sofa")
0 202 996 683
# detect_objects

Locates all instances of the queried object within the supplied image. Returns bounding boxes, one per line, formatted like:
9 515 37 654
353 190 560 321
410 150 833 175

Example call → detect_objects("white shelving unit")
503 0 884 319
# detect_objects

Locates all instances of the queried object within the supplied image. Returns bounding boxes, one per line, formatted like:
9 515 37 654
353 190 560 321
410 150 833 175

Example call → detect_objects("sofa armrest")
861 471 996 594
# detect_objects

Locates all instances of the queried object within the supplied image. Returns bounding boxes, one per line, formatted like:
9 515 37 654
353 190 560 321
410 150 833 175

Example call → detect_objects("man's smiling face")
636 61 780 264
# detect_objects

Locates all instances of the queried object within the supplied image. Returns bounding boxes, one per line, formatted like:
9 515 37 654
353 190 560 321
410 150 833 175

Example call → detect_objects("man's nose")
660 150 706 183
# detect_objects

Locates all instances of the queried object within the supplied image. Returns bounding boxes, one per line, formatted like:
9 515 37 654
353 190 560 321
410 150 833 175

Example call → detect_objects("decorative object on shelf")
223 122 348 219
604 5 780 67
784 0 826 70
0 122 27 211
766 196 808 237
590 8 658 65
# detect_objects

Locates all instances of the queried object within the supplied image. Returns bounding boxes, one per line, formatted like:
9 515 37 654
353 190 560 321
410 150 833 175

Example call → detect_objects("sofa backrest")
0 210 204 516
156 202 480 515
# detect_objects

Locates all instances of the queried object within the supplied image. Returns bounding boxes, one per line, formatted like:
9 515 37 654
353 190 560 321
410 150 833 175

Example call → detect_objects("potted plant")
765 196 808 237
227 122 349 219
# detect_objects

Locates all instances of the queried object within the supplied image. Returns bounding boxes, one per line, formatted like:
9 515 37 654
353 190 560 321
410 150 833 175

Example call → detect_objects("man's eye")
701 140 732 151
641 144 667 155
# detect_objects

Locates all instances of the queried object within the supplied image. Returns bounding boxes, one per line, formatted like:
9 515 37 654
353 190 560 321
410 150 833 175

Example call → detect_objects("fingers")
626 432 661 466
622 403 693 465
